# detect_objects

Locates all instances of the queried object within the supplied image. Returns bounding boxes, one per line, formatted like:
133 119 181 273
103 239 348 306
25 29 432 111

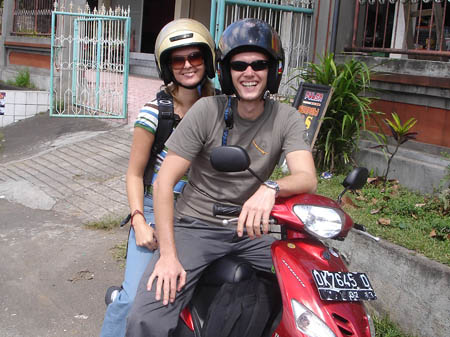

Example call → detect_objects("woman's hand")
133 218 158 250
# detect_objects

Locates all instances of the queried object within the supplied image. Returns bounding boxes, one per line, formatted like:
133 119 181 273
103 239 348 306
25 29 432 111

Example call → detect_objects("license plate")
312 270 377 301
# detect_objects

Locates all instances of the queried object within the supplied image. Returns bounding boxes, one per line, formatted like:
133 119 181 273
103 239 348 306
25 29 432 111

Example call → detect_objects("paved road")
0 113 134 336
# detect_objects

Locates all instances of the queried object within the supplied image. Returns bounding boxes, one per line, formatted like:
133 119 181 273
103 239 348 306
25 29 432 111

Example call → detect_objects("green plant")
370 112 417 184
317 174 450 265
16 69 33 88
373 314 416 337
84 215 125 230
292 53 379 173
7 69 35 88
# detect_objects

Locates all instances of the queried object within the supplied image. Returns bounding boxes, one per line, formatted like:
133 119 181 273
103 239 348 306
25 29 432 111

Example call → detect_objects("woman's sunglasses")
229 60 270 72
170 51 204 70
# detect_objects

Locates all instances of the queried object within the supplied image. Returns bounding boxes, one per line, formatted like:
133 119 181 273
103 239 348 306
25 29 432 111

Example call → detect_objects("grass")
111 241 127 268
84 215 128 268
84 215 125 230
315 173 450 266
373 314 416 337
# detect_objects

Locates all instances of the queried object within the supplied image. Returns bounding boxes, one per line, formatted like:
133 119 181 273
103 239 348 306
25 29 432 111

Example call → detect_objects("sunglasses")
170 51 204 70
229 60 270 72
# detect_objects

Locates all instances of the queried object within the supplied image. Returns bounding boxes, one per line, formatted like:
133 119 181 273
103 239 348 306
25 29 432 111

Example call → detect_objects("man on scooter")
125 18 317 337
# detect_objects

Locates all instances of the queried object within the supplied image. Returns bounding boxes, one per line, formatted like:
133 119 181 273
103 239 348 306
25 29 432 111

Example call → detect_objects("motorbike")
172 145 379 337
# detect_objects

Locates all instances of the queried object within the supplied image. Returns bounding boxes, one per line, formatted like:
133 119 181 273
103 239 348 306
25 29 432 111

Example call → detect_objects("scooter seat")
200 255 254 286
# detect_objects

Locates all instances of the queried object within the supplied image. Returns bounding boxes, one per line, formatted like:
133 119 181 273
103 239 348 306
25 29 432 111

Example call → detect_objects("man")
126 18 317 337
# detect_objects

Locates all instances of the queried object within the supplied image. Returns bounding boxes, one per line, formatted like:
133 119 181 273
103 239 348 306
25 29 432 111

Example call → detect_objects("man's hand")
133 220 158 251
147 255 186 305
237 185 276 239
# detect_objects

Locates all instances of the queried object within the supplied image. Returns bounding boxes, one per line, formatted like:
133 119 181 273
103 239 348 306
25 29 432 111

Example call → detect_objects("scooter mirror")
342 167 369 190
210 146 251 172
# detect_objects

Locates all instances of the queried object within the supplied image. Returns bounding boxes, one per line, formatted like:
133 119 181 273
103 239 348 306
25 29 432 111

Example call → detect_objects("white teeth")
242 82 257 87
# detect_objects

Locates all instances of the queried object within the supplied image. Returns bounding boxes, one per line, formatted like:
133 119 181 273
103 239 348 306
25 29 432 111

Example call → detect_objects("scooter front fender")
271 239 372 337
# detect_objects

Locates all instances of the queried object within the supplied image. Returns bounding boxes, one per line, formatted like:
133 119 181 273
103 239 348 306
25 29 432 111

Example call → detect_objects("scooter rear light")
291 299 337 337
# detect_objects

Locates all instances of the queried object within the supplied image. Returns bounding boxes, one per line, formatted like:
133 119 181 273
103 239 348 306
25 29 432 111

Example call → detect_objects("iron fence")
13 0 53 36
50 2 131 118
352 0 450 58
210 0 315 97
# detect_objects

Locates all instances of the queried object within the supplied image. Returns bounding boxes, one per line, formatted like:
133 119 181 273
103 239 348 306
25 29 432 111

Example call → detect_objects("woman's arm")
126 126 158 250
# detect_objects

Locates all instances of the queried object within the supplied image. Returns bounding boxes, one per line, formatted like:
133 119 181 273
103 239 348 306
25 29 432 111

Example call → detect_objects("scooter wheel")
105 286 122 306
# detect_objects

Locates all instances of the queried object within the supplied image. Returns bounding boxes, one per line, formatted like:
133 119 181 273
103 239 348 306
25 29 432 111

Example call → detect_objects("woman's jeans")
100 195 155 337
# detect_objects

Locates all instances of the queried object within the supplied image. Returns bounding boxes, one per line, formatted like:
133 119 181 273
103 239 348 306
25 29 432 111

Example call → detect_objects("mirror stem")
248 168 265 183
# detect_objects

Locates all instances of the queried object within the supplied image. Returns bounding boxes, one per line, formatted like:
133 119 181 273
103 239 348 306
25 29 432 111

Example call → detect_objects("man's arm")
149 150 191 305
237 150 317 238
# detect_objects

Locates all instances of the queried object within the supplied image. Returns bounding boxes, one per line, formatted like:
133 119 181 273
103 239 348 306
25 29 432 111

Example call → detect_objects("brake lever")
353 223 380 242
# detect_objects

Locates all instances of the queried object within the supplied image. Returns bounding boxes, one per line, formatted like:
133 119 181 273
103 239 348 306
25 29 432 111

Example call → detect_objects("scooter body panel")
271 239 372 337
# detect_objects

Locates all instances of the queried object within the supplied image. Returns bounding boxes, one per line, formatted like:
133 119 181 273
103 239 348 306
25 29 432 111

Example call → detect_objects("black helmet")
217 18 285 95
155 19 215 86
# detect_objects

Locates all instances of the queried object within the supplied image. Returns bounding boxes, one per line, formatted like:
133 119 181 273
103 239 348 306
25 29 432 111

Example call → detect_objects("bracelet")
130 210 146 227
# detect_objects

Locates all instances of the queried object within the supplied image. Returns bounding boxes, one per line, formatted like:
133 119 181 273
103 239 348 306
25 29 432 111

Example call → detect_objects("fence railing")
352 0 450 58
13 0 53 36
210 0 315 97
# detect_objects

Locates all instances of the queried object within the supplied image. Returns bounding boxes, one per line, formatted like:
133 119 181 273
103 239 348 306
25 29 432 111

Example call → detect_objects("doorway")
141 0 175 53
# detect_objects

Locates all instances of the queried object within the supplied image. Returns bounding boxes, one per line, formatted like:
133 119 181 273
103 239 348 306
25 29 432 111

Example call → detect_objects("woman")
100 18 216 337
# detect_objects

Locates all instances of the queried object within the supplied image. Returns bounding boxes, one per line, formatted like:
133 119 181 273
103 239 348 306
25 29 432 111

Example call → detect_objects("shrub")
292 53 379 173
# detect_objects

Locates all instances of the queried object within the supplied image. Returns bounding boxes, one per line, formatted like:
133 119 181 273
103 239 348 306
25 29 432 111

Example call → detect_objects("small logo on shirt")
252 140 269 155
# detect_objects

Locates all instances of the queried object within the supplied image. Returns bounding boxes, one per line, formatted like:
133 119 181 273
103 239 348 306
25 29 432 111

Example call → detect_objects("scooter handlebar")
213 204 242 217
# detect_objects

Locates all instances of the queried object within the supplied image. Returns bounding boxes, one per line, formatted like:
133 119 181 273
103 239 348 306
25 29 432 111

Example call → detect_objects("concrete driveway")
0 113 130 336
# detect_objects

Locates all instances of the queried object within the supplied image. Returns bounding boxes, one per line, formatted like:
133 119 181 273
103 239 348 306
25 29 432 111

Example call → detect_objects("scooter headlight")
293 205 343 239
291 299 336 337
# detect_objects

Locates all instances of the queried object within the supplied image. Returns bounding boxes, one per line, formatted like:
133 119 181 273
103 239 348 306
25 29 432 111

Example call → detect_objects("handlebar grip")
213 204 242 216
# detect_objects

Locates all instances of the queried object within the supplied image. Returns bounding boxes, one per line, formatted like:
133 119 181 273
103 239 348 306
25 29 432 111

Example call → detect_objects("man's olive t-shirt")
165 95 310 226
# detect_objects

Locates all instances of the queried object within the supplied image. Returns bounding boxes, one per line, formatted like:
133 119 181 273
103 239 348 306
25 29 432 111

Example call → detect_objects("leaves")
377 218 391 226
296 53 378 173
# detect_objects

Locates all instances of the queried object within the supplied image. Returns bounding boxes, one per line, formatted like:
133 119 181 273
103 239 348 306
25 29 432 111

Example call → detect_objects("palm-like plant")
298 54 379 172
370 112 418 184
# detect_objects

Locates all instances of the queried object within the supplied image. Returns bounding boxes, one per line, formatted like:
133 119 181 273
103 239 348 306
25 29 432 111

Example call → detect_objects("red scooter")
173 145 378 337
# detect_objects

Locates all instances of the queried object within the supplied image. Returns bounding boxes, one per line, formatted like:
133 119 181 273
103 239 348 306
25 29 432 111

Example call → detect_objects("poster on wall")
292 83 333 149
0 92 5 115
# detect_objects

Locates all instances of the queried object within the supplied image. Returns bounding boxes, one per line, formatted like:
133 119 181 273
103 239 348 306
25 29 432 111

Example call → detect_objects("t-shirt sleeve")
165 97 214 162
134 100 159 134
281 104 311 154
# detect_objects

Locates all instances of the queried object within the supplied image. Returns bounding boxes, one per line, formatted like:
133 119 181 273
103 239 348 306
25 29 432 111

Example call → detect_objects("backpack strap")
221 96 233 146
143 90 180 186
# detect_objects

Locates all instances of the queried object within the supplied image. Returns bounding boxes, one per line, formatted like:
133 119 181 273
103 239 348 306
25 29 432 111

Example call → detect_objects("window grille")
352 0 450 59
13 0 53 36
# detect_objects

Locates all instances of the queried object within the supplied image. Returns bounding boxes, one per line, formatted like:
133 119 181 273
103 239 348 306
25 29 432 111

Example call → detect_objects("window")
352 0 450 60
13 0 53 36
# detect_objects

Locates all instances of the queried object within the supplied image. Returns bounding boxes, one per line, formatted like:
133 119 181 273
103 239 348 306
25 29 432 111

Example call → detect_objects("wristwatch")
263 180 280 197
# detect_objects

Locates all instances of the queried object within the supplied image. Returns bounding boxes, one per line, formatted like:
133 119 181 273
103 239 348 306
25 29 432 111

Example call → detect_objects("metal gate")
50 2 131 118
210 0 315 97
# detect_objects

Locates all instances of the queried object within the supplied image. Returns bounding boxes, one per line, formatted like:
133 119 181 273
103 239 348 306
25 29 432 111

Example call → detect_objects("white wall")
0 91 50 127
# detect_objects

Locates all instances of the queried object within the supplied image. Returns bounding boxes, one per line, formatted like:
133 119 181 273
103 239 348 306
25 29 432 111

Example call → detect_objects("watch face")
264 180 280 193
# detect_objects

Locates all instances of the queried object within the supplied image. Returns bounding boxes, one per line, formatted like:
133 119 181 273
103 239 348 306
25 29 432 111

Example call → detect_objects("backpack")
143 89 180 186
201 275 277 337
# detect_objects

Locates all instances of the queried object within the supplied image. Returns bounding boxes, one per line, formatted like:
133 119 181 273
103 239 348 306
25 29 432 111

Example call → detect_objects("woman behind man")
100 18 216 337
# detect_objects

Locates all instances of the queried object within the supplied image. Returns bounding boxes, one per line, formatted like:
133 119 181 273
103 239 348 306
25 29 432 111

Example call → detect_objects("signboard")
292 83 333 149
0 92 5 115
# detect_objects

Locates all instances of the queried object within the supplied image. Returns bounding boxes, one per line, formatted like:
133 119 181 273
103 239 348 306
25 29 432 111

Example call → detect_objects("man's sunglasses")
229 60 270 72
170 51 204 69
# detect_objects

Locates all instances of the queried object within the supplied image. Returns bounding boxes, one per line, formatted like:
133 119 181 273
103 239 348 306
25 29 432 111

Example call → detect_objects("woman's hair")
165 80 216 106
